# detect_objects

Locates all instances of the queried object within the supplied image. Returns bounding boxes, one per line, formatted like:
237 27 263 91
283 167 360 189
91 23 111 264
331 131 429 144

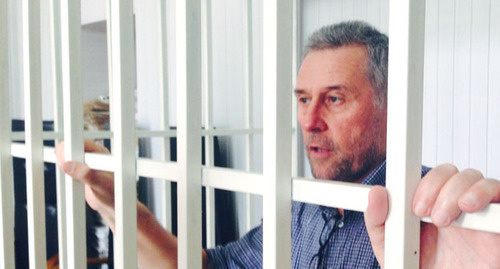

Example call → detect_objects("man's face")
295 45 387 183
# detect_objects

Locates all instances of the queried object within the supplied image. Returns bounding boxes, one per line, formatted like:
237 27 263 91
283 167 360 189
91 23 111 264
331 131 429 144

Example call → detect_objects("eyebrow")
294 86 346 95
294 89 306 95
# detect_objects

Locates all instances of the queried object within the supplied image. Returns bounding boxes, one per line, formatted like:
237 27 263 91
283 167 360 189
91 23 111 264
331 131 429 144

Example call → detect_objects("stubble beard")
307 133 384 183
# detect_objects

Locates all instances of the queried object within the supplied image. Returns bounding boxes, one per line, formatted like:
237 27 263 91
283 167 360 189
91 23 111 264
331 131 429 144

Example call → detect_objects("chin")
310 161 368 183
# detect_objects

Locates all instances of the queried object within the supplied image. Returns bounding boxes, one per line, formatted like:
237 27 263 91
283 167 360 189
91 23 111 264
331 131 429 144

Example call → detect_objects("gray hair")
304 21 388 106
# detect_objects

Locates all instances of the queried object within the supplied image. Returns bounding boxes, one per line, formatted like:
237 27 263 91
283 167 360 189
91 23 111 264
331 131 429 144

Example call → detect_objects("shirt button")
337 221 344 228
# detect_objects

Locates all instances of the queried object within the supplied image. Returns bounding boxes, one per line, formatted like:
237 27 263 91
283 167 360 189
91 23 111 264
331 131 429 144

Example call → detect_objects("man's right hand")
55 139 117 231
54 139 208 268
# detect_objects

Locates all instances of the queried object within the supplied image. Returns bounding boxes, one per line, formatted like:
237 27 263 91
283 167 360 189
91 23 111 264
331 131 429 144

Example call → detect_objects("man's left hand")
364 164 500 268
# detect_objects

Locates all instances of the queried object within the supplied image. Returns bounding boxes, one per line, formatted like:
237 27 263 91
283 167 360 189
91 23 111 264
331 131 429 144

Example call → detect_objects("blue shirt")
206 162 430 268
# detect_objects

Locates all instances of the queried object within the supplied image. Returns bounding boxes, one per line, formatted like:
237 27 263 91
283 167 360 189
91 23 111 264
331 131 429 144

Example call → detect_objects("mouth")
308 145 332 155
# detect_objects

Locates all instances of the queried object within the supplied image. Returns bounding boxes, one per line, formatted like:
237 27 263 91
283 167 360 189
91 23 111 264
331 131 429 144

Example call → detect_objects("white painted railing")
60 0 86 267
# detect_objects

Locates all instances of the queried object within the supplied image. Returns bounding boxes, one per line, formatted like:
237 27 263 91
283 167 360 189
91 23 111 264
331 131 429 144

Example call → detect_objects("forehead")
296 45 370 92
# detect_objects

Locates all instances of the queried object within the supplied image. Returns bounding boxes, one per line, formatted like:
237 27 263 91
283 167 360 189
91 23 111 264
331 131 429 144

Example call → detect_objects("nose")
300 101 327 133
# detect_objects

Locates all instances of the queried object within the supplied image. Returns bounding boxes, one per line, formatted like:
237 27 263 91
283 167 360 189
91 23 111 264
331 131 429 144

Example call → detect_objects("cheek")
342 115 373 145
348 125 364 145
330 119 359 146
298 116 308 142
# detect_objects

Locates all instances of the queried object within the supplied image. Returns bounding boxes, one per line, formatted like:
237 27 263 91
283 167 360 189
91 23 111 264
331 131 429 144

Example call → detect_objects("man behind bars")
55 21 500 268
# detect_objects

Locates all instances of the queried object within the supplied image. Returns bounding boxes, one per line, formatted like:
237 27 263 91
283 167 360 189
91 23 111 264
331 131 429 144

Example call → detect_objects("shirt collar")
360 160 386 186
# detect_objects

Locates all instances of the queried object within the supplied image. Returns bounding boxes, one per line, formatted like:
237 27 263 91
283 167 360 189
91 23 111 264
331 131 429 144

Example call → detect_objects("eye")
327 96 341 104
298 97 310 104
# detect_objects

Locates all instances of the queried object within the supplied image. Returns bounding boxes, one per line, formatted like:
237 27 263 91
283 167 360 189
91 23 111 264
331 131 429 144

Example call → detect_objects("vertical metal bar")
294 0 306 178
176 0 202 268
201 0 216 248
262 0 293 268
106 0 113 129
291 0 300 178
22 1 47 268
109 0 137 268
384 0 426 268
243 0 256 232
48 0 67 267
0 0 15 267
60 0 87 268
158 0 172 232
422 0 438 167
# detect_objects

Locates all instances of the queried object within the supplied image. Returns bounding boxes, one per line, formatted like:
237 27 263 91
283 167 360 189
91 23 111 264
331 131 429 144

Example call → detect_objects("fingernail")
460 193 477 210
433 210 451 226
414 201 429 216
62 162 75 174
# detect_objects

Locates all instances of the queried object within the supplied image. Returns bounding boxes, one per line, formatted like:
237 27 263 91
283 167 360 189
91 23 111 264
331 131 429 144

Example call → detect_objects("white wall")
299 0 500 179
422 0 500 179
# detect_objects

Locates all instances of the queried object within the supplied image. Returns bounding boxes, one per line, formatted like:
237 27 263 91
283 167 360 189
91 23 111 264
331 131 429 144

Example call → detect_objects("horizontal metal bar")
11 143 106 170
137 128 263 137
135 130 176 138
202 167 264 195
136 158 178 181
84 152 114 172
10 131 112 140
12 143 500 234
201 128 262 136
422 204 500 234
9 128 264 141
294 176 500 234
292 177 372 212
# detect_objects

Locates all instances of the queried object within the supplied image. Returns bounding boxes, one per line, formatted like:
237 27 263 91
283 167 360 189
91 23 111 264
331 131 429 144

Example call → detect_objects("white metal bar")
176 0 202 268
105 0 113 120
421 204 500 234
262 0 293 268
293 178 500 234
60 0 87 267
385 0 426 268
48 0 68 267
243 0 253 172
140 128 262 137
10 128 262 141
10 140 500 236
205 183 216 249
201 0 216 248
108 0 137 268
0 0 15 266
293 178 371 211
202 167 263 195
11 131 61 140
202 128 262 136
22 1 47 268
243 0 256 233
158 0 172 232
11 143 54 162
137 158 178 182
291 0 300 178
